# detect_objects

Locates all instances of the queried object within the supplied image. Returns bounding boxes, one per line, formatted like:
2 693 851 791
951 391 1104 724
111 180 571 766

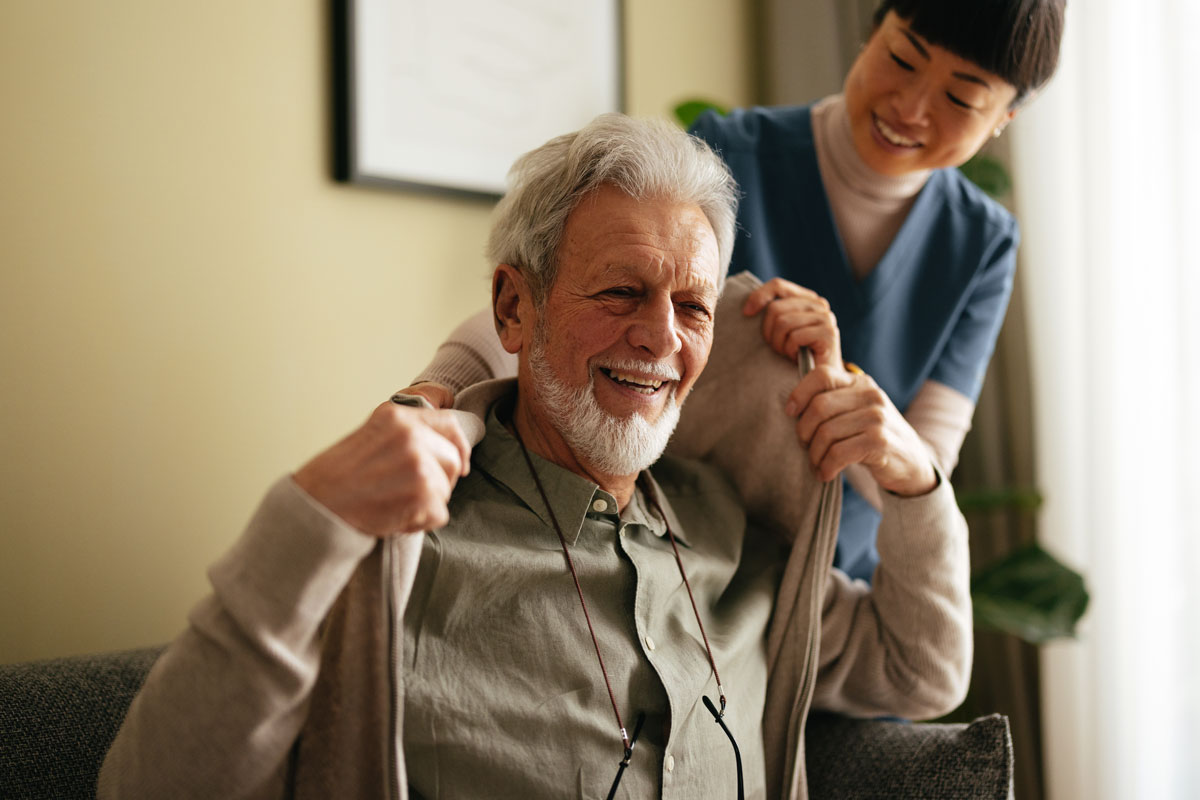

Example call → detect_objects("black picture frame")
333 0 625 198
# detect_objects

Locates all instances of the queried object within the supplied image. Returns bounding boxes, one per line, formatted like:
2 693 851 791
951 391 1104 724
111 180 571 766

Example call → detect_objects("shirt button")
666 754 675 772
618 527 627 538
592 498 608 513
645 636 656 651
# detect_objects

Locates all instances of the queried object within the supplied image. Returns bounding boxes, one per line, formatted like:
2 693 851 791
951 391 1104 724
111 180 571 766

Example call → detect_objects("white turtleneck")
810 94 930 281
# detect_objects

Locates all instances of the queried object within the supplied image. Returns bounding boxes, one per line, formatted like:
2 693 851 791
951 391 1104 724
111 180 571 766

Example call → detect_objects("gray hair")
486 113 739 306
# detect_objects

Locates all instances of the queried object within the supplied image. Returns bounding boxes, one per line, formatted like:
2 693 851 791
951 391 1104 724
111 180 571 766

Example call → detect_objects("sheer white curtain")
1012 2 1200 798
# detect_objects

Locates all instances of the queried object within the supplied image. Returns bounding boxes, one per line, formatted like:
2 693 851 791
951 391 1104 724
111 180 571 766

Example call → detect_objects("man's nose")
627 294 683 359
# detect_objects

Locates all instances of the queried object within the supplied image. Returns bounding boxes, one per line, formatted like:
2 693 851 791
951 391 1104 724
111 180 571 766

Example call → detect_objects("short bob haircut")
486 113 739 308
873 0 1067 104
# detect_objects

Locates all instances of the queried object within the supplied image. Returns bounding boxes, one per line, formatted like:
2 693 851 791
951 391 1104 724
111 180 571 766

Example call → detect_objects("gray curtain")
759 0 875 104
949 166 1045 798
753 3 1045 798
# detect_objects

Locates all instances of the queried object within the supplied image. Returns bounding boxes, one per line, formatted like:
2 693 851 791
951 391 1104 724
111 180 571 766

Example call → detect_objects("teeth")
876 117 919 147
604 369 666 392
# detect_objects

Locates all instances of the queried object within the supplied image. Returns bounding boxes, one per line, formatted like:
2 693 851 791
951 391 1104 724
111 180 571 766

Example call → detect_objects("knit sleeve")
97 478 378 799
411 307 517 394
811 473 973 720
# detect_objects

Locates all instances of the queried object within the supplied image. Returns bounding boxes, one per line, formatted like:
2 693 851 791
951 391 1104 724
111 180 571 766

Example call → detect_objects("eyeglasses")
605 699 745 799
514 428 744 800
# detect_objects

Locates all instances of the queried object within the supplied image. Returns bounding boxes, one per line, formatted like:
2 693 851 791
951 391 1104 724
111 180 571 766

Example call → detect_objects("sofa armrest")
805 712 1014 799
0 646 165 800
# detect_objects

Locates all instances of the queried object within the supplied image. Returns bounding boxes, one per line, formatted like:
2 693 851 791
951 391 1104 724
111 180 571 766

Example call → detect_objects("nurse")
690 0 1067 579
403 0 1067 582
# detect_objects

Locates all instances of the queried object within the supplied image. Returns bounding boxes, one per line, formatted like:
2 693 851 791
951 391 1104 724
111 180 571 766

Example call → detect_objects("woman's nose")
892 80 933 125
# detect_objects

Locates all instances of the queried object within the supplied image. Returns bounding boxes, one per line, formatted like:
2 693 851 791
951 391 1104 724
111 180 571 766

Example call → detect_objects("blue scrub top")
692 104 1018 581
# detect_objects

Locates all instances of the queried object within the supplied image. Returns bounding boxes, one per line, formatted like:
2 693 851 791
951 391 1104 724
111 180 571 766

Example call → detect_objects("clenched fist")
293 401 472 537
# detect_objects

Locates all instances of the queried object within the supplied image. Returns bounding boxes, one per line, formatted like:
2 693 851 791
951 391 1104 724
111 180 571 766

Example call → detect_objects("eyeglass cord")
514 427 632 757
513 425 741 799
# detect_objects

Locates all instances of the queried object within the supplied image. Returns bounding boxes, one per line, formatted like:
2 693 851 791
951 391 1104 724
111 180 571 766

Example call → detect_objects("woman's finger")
814 431 877 483
760 298 839 363
806 405 885 474
783 324 841 367
742 277 823 316
784 366 856 419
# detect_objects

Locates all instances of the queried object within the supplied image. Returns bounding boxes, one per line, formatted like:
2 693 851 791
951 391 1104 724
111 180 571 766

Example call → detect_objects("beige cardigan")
98 273 971 799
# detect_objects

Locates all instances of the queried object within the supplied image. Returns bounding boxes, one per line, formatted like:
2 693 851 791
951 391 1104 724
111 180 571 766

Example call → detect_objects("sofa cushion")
806 711 1014 799
1 646 1014 800
0 647 163 800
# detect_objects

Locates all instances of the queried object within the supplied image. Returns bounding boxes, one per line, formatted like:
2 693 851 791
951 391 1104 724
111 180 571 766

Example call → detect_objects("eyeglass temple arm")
605 711 647 800
703 695 745 800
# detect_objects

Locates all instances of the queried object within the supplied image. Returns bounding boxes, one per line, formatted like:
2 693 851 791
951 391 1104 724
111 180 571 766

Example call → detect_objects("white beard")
527 331 681 477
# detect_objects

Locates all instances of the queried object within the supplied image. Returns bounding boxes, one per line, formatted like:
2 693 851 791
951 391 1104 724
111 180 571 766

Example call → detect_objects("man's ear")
492 264 534 355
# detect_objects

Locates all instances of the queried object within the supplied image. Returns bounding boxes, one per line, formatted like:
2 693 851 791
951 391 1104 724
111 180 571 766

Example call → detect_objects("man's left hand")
784 365 938 497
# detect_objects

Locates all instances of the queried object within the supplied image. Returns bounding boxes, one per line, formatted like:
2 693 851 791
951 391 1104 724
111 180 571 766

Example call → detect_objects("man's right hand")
293 401 471 537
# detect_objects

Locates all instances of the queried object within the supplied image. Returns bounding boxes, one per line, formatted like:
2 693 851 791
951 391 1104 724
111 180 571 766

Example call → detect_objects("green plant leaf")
673 99 729 129
971 542 1089 643
958 155 1012 198
956 487 1043 513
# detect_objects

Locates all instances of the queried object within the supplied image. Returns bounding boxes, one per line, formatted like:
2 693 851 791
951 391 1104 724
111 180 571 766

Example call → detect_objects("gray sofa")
0 646 1014 799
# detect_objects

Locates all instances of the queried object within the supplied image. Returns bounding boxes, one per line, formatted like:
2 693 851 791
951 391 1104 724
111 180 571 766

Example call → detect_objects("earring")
992 125 1005 139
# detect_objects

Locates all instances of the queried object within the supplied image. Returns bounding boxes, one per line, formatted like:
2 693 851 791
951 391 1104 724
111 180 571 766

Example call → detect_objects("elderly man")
99 114 970 800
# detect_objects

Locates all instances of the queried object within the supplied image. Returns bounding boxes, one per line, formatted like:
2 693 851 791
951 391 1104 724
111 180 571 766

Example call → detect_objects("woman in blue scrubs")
692 0 1067 580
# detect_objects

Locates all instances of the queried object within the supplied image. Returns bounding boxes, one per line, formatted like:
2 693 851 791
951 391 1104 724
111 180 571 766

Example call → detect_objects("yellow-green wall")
0 1 754 663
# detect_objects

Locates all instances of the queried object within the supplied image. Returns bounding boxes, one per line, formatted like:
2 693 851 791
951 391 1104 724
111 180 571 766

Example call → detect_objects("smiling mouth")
874 114 921 148
599 368 669 395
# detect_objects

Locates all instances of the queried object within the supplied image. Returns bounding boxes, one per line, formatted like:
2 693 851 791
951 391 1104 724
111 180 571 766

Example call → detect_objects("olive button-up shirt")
402 407 785 799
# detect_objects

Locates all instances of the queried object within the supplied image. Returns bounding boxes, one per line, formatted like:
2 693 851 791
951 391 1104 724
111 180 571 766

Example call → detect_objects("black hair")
873 0 1066 104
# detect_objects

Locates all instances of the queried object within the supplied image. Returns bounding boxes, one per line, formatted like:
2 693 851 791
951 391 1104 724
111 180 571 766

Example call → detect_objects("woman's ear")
992 107 1018 138
492 264 533 355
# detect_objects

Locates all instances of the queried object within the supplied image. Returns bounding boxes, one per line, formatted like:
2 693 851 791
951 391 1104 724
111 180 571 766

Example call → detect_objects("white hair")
486 113 739 306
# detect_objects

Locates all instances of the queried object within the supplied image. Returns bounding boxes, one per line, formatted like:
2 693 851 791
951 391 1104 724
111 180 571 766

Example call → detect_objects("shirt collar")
630 470 690 547
470 393 689 547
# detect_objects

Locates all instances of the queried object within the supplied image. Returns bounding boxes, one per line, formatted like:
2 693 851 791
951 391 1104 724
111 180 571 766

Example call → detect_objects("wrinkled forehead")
555 186 722 289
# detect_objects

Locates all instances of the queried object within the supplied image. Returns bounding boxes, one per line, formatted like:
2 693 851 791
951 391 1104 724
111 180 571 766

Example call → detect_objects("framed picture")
333 0 625 197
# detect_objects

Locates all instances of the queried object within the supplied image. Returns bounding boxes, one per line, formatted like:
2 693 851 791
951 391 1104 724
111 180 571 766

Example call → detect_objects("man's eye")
604 287 636 297
889 52 914 71
680 302 712 318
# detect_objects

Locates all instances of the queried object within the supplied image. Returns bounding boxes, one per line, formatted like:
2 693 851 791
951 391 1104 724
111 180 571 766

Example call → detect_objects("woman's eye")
946 92 971 109
889 52 914 71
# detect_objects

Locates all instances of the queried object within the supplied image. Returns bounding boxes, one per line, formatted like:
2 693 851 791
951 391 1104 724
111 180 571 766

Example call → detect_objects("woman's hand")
743 278 842 369
395 381 456 410
785 365 938 497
